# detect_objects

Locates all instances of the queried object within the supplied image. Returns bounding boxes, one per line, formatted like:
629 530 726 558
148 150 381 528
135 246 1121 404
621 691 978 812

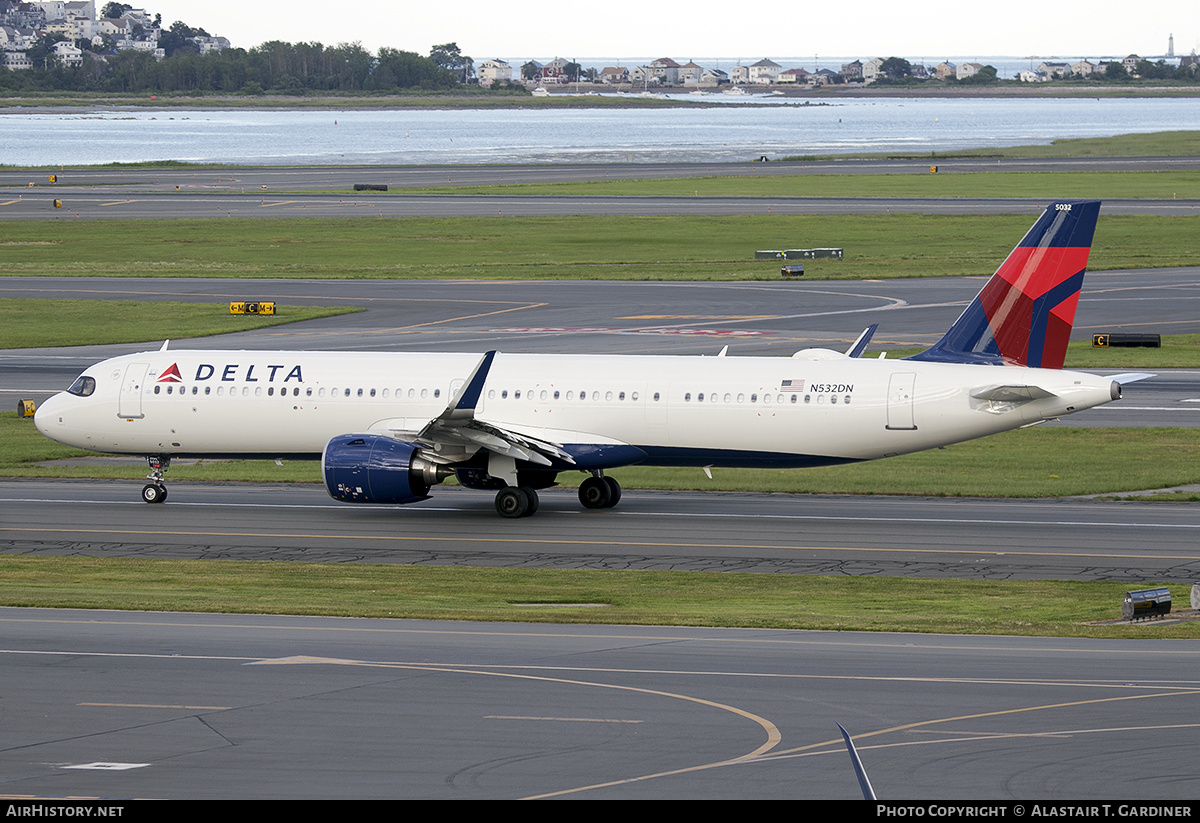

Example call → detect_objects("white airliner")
35 200 1143 517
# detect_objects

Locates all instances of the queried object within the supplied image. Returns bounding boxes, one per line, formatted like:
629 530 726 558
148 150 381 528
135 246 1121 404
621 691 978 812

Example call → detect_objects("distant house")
699 67 727 86
1036 61 1070 79
811 68 839 85
2 48 33 70
777 67 809 84
749 58 780 84
649 56 681 84
956 62 984 80
192 35 230 55
1071 60 1096 78
1020 69 1048 83
862 58 885 83
678 60 703 85
934 61 956 81
1122 54 1141 74
840 60 863 82
477 59 512 86
51 39 82 66
629 65 660 86
598 66 629 84
540 57 572 84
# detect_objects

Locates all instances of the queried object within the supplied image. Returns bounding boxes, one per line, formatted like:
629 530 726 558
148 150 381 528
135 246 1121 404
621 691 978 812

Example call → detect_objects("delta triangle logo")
157 363 184 383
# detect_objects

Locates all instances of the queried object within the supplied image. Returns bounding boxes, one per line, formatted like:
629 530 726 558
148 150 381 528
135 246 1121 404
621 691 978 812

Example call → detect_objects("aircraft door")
885 372 917 431
118 363 149 419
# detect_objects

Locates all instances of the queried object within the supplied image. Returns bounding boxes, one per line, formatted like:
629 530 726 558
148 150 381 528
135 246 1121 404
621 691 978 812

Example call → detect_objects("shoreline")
3 83 1200 112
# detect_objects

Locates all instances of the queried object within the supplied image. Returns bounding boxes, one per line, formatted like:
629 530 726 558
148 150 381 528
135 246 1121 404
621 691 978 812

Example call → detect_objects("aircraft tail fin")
907 200 1100 369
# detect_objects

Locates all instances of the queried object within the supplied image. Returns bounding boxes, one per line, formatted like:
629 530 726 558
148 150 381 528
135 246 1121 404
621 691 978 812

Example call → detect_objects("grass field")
0 299 360 348
2 213 1197 280
0 556 1192 638
795 130 1200 160
397 170 1200 200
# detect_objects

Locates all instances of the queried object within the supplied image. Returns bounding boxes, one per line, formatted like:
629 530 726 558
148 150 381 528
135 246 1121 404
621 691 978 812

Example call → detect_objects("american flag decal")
781 379 805 392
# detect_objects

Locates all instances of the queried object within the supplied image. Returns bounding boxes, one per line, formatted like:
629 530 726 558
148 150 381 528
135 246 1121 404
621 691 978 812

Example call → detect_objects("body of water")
3 96 1198 165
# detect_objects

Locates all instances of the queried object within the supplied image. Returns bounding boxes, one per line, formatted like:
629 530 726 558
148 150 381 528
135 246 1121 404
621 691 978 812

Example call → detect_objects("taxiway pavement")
3 606 1199 799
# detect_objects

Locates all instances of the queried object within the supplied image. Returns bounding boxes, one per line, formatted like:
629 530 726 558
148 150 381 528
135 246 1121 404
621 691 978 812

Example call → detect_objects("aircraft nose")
33 393 65 437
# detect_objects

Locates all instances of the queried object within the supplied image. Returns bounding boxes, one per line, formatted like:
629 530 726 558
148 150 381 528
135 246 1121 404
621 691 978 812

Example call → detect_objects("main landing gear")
492 473 622 518
141 456 169 504
578 473 621 510
494 485 540 518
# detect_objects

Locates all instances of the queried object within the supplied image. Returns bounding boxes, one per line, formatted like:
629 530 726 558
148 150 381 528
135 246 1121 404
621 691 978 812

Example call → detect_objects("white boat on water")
723 85 747 95
531 87 550 97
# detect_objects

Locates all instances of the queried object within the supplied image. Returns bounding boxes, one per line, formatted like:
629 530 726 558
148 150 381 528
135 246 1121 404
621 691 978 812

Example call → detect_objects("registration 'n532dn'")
36 201 1146 517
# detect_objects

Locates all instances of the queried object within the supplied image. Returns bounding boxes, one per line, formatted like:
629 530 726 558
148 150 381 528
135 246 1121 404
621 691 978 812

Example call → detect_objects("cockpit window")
66 375 96 397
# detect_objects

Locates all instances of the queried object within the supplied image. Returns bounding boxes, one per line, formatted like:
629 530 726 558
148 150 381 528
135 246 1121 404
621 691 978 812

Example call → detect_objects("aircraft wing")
414 351 577 467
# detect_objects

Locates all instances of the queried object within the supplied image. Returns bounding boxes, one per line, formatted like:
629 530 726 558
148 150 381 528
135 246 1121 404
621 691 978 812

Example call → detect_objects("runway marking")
258 200 297 208
765 688 1200 763
63 762 148 771
98 200 136 207
1098 406 1200 411
486 715 643 723
0 199 24 206
81 702 231 710
6 524 1200 563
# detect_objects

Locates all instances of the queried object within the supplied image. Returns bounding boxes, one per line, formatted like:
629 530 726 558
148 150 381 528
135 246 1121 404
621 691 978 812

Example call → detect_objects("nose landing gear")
141 456 169 503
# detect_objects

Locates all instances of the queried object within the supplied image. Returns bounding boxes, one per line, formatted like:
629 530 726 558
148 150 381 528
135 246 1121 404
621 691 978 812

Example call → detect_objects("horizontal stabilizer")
1107 372 1155 385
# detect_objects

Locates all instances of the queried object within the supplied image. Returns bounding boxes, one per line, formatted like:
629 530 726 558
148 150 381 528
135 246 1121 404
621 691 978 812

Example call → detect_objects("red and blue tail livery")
36 200 1134 517
910 200 1100 369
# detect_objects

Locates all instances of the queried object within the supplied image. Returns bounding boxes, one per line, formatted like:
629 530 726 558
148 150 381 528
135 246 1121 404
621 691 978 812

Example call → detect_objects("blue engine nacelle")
322 434 451 505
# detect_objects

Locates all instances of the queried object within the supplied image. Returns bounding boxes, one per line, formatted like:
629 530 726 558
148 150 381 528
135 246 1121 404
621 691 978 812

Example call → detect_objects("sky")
145 1 1196 65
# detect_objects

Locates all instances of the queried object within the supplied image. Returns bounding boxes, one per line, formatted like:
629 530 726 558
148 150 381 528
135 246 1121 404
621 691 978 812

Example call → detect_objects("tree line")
0 39 473 94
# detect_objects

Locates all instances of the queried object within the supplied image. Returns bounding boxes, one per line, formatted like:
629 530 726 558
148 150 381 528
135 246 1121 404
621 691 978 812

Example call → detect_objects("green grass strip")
0 556 1191 638
0 299 361 349
796 130 1200 161
1 214 1197 280
398 170 1200 200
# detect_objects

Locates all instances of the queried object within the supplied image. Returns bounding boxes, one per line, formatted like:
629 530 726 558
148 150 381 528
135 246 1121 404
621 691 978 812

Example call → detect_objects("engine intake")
322 434 451 505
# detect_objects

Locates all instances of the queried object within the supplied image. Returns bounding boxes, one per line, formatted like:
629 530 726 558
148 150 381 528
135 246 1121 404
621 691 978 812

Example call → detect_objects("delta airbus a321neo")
35 200 1147 518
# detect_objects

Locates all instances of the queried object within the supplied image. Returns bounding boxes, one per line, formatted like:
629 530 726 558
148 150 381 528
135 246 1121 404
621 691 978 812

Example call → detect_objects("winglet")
837 723 877 801
845 324 878 358
909 200 1101 369
452 350 496 412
